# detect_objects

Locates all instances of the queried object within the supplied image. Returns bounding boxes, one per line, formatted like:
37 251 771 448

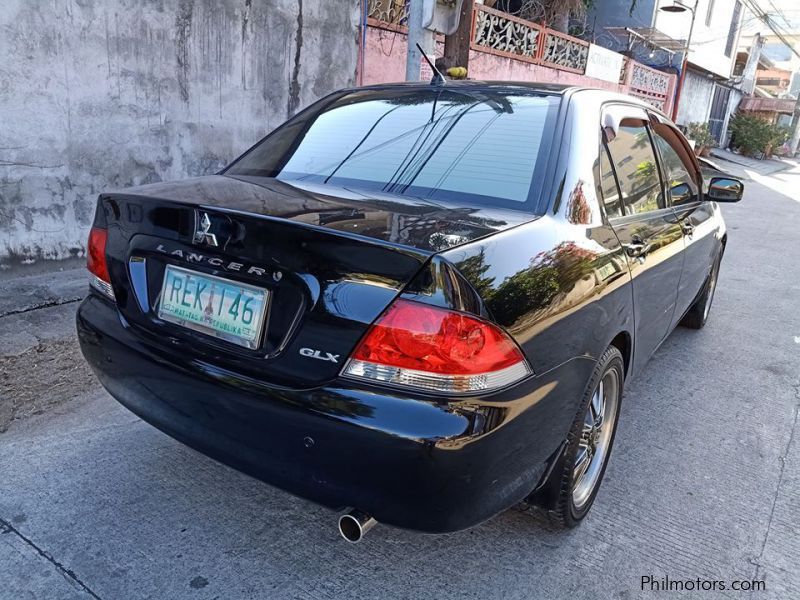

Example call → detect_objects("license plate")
158 265 269 349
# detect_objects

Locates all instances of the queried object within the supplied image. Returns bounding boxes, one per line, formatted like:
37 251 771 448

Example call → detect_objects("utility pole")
406 0 436 81
443 0 474 72
789 105 800 157
660 1 699 122
738 33 763 96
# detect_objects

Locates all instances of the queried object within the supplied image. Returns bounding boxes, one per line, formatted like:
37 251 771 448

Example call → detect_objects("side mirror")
707 177 744 203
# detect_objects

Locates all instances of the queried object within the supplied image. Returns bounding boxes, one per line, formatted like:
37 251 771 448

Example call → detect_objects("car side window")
598 144 624 219
651 124 700 206
603 119 663 215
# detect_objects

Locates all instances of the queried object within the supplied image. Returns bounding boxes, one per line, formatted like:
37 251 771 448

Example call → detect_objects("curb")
709 151 796 179
0 267 87 319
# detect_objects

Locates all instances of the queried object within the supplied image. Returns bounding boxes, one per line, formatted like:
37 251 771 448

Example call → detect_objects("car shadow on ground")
30 408 594 597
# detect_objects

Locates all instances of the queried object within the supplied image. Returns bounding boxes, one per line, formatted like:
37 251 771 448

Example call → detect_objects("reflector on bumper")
343 359 531 393
90 275 115 300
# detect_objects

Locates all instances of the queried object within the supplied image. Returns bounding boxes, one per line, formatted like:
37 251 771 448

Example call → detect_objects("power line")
686 14 770 44
765 0 792 28
740 0 800 59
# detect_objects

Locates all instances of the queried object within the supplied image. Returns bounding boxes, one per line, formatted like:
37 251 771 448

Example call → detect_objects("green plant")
686 122 715 155
771 124 792 149
728 113 791 158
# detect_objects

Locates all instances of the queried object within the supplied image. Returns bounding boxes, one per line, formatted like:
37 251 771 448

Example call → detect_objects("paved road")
1 167 799 599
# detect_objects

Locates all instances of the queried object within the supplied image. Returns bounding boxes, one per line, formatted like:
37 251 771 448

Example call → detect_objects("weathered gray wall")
675 70 714 126
0 0 359 263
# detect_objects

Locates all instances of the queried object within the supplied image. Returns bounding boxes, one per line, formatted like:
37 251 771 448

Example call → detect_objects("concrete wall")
0 0 359 263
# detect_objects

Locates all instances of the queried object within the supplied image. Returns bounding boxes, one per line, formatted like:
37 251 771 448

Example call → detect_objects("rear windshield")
225 88 560 211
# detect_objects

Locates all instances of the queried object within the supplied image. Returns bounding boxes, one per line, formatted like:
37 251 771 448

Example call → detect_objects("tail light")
87 226 115 300
342 299 530 393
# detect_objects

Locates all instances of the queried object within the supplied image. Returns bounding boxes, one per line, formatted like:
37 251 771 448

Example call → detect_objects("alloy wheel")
572 368 620 510
703 262 719 321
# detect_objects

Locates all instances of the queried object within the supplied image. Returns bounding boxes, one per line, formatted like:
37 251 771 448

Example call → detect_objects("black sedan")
77 82 743 542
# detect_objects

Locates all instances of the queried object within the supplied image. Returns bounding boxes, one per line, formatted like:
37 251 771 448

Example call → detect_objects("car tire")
537 345 624 528
680 253 721 330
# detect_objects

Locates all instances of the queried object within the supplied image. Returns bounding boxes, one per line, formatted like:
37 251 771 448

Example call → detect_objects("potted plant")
686 122 715 157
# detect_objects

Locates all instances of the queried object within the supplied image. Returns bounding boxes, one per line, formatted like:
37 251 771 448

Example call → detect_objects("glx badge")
299 348 340 363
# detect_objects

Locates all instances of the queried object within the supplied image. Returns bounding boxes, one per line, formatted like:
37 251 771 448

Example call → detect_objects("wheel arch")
608 330 632 379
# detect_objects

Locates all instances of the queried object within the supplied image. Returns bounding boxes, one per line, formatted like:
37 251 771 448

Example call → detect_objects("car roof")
345 81 664 115
351 80 576 94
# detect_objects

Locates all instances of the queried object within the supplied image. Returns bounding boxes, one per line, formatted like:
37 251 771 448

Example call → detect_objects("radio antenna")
415 43 446 86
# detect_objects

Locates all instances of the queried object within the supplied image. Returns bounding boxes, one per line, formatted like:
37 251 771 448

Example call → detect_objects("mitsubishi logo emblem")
193 212 218 247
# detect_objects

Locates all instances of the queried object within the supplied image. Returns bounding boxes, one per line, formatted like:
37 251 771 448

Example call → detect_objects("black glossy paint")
76 82 736 533
610 208 685 374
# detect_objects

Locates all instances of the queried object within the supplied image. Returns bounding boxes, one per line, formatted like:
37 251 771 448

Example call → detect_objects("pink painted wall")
363 27 673 114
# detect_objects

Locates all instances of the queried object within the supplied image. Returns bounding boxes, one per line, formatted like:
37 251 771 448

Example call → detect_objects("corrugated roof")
739 96 796 113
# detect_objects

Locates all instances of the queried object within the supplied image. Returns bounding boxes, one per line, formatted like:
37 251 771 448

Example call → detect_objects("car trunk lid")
98 175 536 387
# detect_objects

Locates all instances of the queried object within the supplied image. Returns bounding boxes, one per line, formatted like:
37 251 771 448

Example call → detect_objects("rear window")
225 88 561 211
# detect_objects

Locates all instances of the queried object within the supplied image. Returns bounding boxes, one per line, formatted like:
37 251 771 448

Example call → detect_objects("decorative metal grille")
629 62 670 96
629 92 667 112
368 0 408 26
472 6 542 60
541 31 589 72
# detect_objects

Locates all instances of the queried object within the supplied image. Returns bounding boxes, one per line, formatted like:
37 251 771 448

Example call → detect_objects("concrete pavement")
0 262 90 432
709 149 796 179
1 168 799 599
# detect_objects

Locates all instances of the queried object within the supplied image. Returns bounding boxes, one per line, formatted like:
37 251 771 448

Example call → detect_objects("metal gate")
708 84 732 143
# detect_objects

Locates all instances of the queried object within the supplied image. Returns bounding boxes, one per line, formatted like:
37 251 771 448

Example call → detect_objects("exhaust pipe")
338 509 376 543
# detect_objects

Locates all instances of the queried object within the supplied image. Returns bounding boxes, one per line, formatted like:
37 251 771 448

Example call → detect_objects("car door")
600 105 685 374
648 118 718 324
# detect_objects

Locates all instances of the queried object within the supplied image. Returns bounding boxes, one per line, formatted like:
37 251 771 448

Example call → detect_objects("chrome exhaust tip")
338 509 376 543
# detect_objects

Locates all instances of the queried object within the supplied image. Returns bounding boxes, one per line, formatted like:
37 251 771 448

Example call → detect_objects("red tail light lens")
87 227 109 282
343 299 530 393
87 227 114 300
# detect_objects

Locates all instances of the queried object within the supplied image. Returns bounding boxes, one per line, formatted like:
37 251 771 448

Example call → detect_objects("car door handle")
625 239 651 258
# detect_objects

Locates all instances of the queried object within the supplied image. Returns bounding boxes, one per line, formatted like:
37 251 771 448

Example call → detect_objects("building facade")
588 0 744 143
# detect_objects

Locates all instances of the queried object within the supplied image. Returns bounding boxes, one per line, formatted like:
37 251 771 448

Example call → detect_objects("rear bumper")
76 294 592 533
